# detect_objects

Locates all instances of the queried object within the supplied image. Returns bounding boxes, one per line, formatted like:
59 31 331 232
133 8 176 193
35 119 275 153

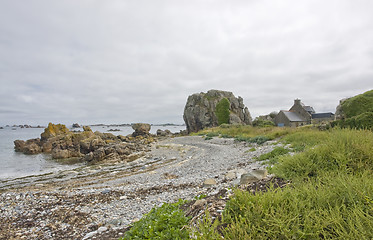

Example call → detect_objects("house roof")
281 111 307 122
303 106 315 113
312 112 335 119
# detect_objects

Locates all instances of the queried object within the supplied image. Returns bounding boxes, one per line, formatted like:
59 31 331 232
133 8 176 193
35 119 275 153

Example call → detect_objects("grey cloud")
0 0 373 125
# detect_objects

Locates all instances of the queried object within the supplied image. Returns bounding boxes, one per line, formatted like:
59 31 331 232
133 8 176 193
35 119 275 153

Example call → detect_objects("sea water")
0 125 185 180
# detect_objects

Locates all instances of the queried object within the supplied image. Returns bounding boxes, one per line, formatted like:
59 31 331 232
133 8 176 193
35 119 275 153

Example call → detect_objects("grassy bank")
121 125 373 239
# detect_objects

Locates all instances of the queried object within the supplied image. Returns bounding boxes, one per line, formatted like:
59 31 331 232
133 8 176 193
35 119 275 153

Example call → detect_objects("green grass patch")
122 200 190 240
235 135 270 145
257 146 290 165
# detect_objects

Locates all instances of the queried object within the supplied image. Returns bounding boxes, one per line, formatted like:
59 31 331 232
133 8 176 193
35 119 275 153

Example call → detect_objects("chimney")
294 99 301 105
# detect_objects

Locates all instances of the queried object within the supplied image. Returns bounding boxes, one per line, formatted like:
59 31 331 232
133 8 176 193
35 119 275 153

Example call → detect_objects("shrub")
122 200 190 240
252 118 275 127
216 98 230 125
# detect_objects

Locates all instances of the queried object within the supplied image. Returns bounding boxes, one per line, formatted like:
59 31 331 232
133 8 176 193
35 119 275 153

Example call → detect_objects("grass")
194 127 373 239
222 172 373 239
272 128 373 181
121 199 189 240
257 146 290 165
122 125 373 239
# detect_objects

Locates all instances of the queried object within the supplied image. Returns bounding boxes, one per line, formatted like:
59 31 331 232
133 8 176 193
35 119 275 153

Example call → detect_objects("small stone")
82 231 97 240
225 171 236 180
240 173 259 185
97 226 108 233
101 189 111 194
132 218 140 223
193 199 207 208
236 169 247 178
251 169 268 180
203 178 217 188
119 195 127 200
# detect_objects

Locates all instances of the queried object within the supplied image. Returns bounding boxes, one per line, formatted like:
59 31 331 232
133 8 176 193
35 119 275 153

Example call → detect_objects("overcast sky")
1 0 372 126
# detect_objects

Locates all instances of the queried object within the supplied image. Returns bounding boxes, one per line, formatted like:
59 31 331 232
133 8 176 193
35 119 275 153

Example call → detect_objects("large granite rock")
183 90 252 133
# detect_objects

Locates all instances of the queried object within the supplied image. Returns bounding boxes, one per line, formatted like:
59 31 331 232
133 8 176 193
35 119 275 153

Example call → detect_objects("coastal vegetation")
215 98 230 125
124 124 373 239
334 89 373 130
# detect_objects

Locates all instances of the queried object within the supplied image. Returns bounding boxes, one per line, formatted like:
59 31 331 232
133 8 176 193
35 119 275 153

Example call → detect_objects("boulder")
132 123 151 137
156 129 171 136
251 169 268 180
41 123 70 141
240 173 259 185
52 149 71 159
72 123 80 128
14 139 42 154
183 90 252 133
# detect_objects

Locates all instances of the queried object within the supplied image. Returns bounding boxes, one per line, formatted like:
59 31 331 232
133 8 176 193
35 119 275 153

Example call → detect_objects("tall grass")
194 127 373 239
222 172 373 239
272 128 373 180
193 125 297 140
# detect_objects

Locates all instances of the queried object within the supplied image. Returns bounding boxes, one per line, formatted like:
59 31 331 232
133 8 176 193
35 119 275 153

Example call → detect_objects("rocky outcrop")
183 90 252 133
14 123 155 163
156 129 171 136
335 98 348 120
132 123 151 137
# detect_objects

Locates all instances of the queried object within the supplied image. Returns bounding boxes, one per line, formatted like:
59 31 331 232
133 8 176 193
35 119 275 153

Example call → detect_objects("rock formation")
132 123 151 137
183 90 252 133
14 123 155 163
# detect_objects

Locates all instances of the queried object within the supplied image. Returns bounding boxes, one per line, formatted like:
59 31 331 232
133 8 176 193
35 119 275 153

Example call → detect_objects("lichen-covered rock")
132 123 151 137
183 90 252 133
14 123 155 164
40 123 70 141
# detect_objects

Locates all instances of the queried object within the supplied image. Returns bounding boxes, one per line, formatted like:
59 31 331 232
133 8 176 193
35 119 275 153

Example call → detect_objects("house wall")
289 99 311 123
311 117 335 124
274 111 290 127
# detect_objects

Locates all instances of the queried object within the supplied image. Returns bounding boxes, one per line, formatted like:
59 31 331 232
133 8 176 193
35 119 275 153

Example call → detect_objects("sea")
0 125 185 180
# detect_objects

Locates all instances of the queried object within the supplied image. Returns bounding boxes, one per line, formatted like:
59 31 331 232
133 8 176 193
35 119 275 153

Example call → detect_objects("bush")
235 135 270 145
122 200 190 240
252 118 275 127
216 98 230 125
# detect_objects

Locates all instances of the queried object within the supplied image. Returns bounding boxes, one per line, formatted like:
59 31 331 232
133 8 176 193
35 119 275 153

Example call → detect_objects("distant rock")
183 90 252 133
72 123 80 128
156 129 171 136
132 123 151 137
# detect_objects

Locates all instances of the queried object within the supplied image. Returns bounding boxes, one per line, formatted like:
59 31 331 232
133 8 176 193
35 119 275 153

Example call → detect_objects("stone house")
274 99 334 127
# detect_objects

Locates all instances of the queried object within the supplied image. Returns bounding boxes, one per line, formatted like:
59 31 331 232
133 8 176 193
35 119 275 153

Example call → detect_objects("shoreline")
0 136 280 239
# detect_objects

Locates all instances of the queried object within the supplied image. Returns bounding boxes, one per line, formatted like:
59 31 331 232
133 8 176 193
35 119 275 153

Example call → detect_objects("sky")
0 0 372 126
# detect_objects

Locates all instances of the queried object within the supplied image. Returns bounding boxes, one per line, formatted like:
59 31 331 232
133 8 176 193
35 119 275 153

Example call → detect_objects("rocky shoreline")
1 135 283 240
